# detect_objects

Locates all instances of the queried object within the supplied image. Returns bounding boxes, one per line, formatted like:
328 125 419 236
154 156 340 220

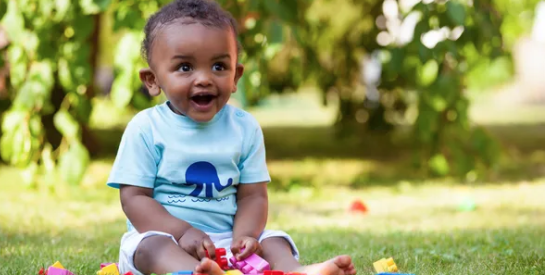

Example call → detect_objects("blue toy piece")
171 271 193 275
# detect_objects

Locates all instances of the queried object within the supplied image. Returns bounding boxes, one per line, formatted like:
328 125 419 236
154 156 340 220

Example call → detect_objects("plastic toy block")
373 257 398 273
171 271 193 275
226 270 244 275
97 263 120 275
229 250 270 274
205 248 229 270
264 271 284 275
47 267 74 275
123 272 134 275
51 261 65 269
100 263 119 269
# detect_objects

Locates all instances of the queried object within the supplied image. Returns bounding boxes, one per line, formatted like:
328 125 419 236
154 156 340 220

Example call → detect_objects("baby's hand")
178 227 216 260
231 236 262 261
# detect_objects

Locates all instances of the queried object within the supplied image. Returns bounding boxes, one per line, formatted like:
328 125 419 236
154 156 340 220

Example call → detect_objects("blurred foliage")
0 0 106 187
0 0 543 186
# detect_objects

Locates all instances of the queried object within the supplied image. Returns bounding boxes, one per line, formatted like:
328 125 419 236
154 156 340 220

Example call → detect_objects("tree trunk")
81 13 102 157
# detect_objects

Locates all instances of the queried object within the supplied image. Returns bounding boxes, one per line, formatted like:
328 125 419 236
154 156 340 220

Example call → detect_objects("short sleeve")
107 118 158 189
239 124 271 184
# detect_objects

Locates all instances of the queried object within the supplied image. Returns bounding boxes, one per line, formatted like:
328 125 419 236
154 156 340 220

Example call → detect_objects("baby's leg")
261 237 302 271
134 235 224 275
261 237 356 275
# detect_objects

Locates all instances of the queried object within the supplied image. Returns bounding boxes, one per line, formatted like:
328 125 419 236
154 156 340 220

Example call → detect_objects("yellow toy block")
97 263 120 275
373 257 398 273
225 270 244 275
51 261 65 269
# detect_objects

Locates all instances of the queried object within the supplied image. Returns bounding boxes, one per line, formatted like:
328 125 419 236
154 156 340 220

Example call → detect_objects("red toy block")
205 248 229 270
264 271 284 275
123 272 134 275
349 200 368 213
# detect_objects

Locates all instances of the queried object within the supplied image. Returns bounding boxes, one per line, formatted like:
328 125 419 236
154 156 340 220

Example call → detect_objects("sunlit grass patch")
1 162 544 274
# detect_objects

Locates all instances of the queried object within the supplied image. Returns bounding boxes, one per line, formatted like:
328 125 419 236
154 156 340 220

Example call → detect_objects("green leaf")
72 94 93 124
58 58 74 90
1 110 26 132
114 32 141 68
1 0 25 43
79 0 111 14
110 72 134 109
21 30 40 55
7 45 27 89
13 68 52 111
28 61 55 92
430 95 447 112
58 140 90 185
54 0 71 21
38 0 55 18
0 130 15 162
0 0 7 19
5 122 33 167
418 60 438 87
446 1 466 26
53 110 80 140
428 154 450 176
113 5 144 31
29 115 43 138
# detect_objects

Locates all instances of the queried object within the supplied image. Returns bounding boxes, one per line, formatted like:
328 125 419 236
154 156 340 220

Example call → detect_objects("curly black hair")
142 0 241 63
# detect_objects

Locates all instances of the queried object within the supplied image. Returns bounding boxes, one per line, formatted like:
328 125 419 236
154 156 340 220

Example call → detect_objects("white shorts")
118 230 300 275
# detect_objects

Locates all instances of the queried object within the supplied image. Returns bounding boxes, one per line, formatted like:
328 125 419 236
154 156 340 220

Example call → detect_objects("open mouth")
190 93 217 106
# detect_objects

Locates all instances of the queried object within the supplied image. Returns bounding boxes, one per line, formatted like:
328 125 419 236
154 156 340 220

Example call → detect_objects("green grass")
1 162 545 274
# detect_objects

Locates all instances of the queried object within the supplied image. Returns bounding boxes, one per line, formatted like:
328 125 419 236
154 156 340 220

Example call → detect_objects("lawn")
1 93 545 274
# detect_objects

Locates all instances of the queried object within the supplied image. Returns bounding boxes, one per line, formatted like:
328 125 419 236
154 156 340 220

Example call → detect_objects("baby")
106 1 357 275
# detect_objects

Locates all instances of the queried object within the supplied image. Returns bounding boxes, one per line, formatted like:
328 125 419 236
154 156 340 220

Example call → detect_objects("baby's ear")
139 68 161 96
232 63 245 93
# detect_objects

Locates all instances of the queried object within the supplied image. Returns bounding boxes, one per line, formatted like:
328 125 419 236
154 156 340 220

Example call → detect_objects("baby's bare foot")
195 258 225 275
293 255 356 275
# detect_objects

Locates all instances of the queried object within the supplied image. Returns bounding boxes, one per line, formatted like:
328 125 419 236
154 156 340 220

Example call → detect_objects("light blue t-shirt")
107 102 271 233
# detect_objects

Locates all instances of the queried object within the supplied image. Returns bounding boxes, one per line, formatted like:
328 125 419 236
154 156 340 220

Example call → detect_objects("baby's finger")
231 238 245 256
237 241 256 260
202 238 216 259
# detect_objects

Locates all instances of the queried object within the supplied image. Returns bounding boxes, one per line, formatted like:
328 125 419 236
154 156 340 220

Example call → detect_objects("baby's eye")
178 63 192 72
212 63 226 71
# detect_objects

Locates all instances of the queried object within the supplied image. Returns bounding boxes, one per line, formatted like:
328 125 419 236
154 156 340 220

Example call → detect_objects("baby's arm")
120 184 217 259
120 185 192 241
231 182 268 258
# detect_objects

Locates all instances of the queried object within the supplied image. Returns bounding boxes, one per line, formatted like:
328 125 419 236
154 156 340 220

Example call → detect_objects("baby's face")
149 20 243 123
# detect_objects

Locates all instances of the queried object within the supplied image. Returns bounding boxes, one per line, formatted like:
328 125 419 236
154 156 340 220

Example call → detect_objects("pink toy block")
229 249 270 273
47 266 74 275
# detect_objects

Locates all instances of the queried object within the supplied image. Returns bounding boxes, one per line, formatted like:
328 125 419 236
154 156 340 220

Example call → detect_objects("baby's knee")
134 235 177 269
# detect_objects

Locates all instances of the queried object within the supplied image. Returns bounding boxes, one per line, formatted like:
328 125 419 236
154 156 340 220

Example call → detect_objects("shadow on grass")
90 123 545 189
2 222 544 274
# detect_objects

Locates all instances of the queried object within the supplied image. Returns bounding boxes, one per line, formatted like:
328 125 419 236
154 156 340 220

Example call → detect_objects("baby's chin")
187 111 220 123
